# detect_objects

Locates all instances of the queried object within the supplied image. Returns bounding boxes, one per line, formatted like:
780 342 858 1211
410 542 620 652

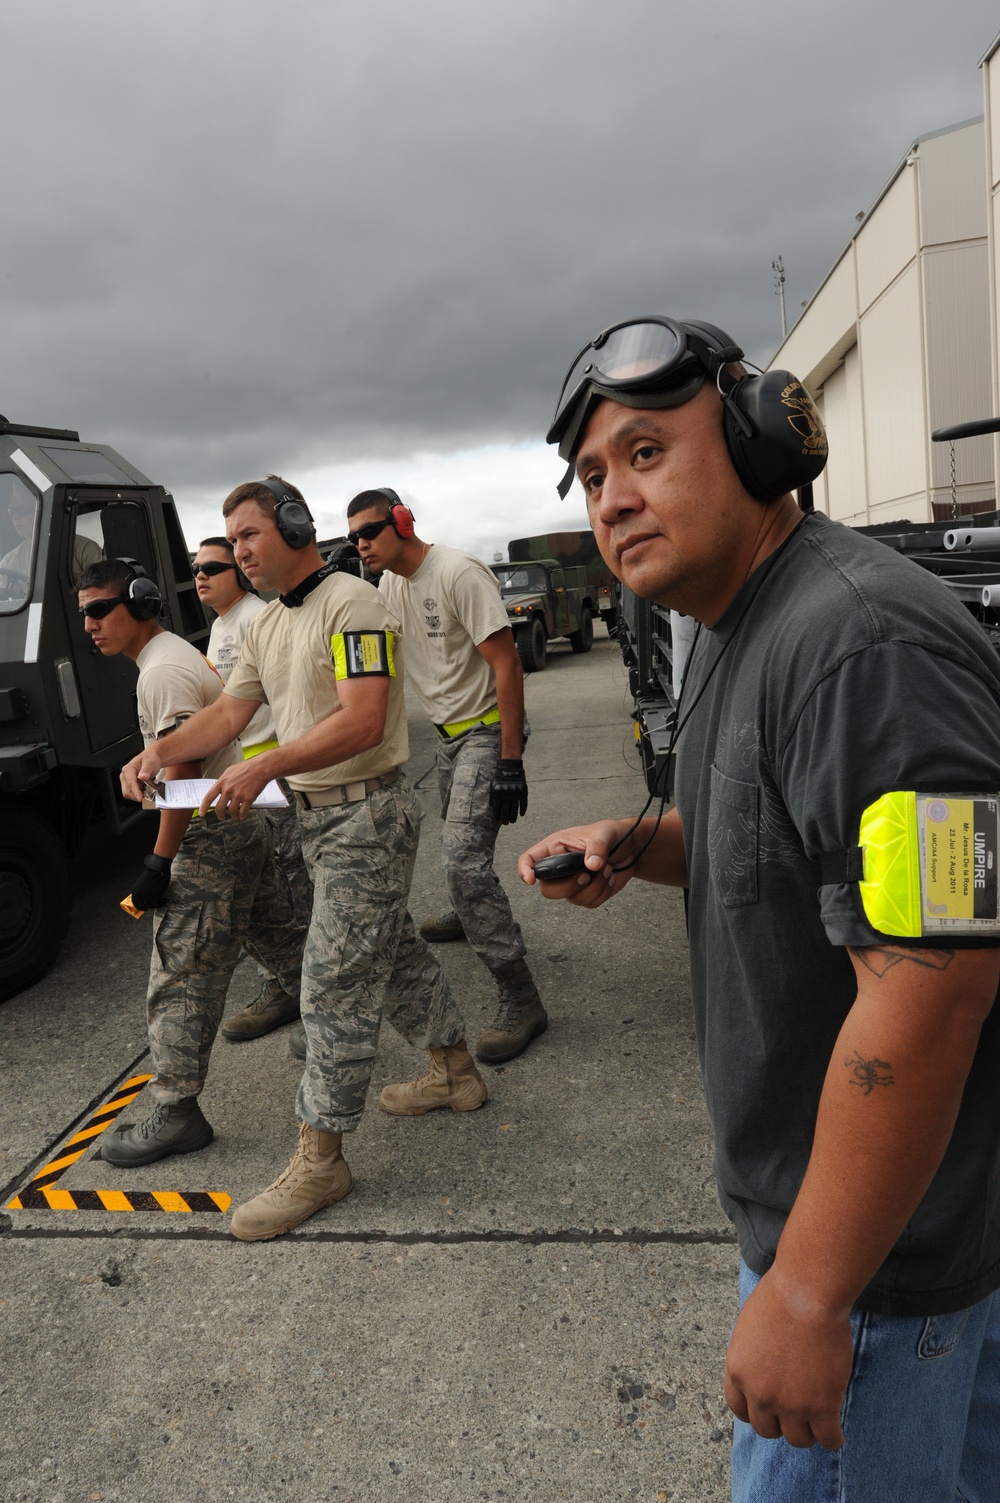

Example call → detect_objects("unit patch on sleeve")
330 630 396 679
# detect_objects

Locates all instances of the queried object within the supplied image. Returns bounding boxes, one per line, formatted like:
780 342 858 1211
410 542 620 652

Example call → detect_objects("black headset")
258 477 316 549
681 320 828 502
117 557 162 621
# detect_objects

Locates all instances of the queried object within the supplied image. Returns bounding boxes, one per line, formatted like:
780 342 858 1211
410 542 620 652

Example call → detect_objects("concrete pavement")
0 626 736 1502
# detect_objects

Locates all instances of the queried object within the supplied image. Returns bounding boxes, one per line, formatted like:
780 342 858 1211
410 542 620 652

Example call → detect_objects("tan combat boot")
476 958 548 1064
221 977 300 1042
229 1122 353 1241
379 1040 487 1115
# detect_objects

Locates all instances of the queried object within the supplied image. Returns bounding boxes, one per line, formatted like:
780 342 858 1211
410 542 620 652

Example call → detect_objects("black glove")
489 759 528 825
130 853 173 911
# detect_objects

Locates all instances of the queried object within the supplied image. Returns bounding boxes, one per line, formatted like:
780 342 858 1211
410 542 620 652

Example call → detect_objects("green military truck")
491 530 618 673
0 414 209 999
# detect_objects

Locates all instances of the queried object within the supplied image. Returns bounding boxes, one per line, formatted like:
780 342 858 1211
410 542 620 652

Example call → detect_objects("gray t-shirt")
673 512 1000 1315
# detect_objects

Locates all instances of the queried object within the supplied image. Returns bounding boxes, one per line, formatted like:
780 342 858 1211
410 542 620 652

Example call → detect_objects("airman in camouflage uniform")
121 477 487 1242
78 557 306 1168
347 488 547 1065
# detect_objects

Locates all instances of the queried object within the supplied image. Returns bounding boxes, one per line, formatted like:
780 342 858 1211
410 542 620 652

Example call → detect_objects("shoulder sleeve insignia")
330 629 396 679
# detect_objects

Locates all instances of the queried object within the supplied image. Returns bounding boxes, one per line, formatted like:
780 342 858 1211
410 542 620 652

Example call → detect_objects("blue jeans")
732 1261 1000 1503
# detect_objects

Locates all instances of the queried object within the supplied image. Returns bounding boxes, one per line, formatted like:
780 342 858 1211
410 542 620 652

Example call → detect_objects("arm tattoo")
845 1050 895 1094
849 945 955 977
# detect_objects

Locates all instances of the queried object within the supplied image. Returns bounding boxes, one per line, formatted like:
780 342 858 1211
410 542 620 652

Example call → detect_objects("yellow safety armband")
821 791 1000 937
330 630 396 680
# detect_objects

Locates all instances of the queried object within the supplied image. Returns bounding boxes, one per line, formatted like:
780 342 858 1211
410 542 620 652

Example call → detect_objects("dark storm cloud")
1 0 997 490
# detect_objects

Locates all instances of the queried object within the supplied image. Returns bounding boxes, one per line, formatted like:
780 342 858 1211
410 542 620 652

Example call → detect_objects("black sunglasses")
193 560 237 578
78 594 126 620
347 518 393 546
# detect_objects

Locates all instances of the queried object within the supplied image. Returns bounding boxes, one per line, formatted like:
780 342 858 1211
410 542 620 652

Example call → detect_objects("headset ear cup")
390 502 415 540
722 370 828 501
236 566 253 592
127 576 162 620
273 500 316 549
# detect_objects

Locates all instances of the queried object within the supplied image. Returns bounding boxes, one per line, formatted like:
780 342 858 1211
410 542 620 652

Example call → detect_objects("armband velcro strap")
330 630 396 680
819 847 865 885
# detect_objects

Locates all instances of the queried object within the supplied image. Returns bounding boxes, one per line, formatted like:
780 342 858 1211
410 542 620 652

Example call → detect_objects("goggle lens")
193 561 237 578
552 318 688 432
348 519 392 546
78 595 125 620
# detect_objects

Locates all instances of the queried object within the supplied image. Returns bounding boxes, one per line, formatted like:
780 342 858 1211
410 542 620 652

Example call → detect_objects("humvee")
0 415 208 999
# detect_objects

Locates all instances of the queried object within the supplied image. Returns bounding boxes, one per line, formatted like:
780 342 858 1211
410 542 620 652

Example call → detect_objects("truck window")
0 472 39 612
493 565 548 593
69 509 106 587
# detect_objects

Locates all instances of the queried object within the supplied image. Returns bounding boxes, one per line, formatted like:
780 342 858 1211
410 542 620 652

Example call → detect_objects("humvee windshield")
0 471 40 612
492 565 548 594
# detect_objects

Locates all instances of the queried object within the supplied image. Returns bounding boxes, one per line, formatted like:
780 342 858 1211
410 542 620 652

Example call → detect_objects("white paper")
148 778 289 810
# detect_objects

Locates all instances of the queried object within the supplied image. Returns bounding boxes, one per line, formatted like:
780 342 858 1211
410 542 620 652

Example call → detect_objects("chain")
951 441 958 520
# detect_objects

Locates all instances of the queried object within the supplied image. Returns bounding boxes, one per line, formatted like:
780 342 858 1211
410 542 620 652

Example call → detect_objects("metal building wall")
768 116 992 525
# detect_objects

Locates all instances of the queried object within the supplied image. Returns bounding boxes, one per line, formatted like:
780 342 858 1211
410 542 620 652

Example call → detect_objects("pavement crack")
1 1222 737 1247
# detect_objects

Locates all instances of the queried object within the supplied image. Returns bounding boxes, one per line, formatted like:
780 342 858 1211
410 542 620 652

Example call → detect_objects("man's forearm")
493 653 525 760
627 808 689 886
772 945 997 1313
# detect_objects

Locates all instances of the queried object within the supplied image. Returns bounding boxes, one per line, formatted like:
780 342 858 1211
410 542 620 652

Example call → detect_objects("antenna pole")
772 256 787 342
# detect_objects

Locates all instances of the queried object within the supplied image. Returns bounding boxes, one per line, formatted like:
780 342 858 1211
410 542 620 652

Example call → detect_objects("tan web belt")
293 767 400 811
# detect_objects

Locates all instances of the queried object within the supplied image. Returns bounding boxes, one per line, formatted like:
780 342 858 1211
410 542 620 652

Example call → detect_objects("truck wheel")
0 808 72 1001
570 608 594 654
517 618 547 673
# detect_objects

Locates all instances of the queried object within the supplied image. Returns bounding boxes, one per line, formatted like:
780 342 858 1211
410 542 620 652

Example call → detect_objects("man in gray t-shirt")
520 314 1000 1501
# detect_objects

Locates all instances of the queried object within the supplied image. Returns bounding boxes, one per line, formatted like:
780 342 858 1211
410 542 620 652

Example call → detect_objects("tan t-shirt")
208 591 276 750
224 571 408 793
377 545 509 725
135 631 240 782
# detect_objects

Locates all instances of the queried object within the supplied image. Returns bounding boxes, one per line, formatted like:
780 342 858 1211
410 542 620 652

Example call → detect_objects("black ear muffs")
117 557 162 621
375 486 416 540
719 369 828 502
259 478 316 549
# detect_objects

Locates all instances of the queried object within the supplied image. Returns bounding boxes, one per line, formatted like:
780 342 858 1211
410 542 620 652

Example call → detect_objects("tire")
0 807 72 1001
517 618 547 673
569 607 594 654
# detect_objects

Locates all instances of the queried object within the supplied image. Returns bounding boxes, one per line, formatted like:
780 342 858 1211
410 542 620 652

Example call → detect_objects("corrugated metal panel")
779 251 857 387
820 347 867 522
919 122 987 245
856 170 919 313
860 265 928 507
924 242 994 491
988 52 1000 190
868 492 932 523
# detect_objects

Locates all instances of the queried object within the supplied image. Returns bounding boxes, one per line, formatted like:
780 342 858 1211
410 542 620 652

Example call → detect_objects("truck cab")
0 415 207 998
490 558 596 672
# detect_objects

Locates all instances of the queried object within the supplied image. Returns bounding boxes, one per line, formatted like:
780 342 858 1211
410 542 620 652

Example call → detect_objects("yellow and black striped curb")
7 1187 231 1213
5 1072 230 1214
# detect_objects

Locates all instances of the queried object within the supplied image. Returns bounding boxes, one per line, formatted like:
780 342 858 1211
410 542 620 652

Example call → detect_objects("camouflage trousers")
147 814 306 1103
436 722 526 972
295 772 465 1135
254 799 314 979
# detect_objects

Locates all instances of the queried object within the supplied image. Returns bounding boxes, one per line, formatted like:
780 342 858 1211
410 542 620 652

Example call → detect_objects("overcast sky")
2 1 999 558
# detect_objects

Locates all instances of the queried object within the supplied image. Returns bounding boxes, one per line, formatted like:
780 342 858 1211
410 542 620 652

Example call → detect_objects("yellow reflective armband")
330 630 396 680
833 791 1000 937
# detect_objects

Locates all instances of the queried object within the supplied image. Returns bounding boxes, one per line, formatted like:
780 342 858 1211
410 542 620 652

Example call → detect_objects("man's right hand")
121 747 164 803
517 820 636 908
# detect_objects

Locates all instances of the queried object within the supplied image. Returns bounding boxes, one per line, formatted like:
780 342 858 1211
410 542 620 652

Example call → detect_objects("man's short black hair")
347 490 394 521
199 536 234 553
77 558 134 594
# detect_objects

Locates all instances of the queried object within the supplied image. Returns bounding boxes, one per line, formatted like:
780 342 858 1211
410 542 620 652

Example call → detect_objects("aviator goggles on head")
192 560 237 578
348 517 393 546
77 594 127 620
546 316 743 497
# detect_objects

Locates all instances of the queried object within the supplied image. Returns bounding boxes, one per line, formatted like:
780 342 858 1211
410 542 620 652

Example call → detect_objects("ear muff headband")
116 556 162 621
376 485 416 540
258 478 316 549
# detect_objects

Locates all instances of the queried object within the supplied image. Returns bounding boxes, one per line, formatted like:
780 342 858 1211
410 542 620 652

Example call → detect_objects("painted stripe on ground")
4 1075 154 1201
7 1187 231 1213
